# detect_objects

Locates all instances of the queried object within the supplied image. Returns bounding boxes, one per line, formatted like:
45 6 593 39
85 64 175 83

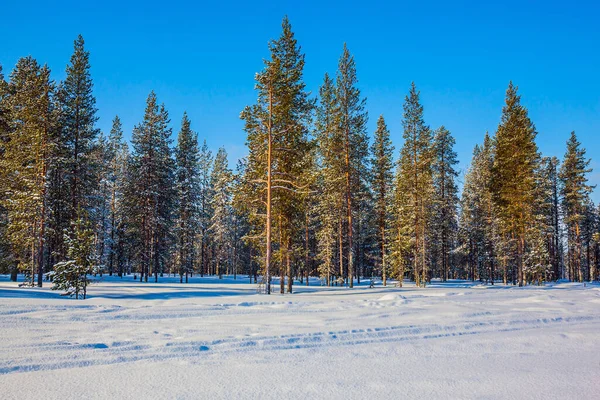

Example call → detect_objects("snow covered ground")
0 275 599 399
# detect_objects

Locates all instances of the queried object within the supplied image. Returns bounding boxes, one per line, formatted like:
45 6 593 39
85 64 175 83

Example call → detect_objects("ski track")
4 315 597 375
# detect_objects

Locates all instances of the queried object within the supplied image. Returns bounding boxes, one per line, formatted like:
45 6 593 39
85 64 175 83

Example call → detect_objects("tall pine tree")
2 57 54 286
490 82 539 286
241 17 312 294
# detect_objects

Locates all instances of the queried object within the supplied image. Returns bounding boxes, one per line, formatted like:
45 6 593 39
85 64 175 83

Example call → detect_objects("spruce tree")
59 34 100 224
91 131 111 275
175 113 200 282
460 134 503 284
210 148 233 279
106 116 129 277
231 159 253 280
198 140 214 276
126 92 175 283
431 126 459 282
51 213 95 299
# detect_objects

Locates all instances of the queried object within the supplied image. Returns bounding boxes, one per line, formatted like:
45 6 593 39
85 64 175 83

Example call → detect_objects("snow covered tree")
230 159 253 280
51 214 95 299
197 140 213 276
544 156 562 280
460 134 504 284
175 113 200 283
90 131 111 275
523 157 556 284
370 115 394 285
105 116 129 277
210 148 233 279
559 131 594 282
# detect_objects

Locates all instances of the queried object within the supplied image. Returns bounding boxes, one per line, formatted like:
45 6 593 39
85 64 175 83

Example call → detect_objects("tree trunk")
264 84 273 295
344 125 354 288
286 246 292 294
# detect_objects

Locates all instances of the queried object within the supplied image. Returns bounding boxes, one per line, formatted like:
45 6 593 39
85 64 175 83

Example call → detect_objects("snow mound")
377 293 407 304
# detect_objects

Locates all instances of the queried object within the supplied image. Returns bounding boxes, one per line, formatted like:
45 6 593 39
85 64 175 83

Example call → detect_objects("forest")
0 17 597 297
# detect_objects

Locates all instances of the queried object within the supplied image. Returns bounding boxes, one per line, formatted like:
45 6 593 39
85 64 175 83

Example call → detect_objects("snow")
0 275 599 399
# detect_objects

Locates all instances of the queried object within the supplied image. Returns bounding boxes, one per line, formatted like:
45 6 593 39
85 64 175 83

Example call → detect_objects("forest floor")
0 275 599 399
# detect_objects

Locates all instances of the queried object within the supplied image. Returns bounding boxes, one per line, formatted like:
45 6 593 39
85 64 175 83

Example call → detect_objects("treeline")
0 19 597 297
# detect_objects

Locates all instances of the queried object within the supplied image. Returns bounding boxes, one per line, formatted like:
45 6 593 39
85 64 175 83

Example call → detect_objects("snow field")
0 276 599 399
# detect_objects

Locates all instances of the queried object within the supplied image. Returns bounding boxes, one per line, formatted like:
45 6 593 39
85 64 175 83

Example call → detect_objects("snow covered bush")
50 215 95 299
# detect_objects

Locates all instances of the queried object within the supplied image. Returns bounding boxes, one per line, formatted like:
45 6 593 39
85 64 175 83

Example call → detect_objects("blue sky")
1 1 599 200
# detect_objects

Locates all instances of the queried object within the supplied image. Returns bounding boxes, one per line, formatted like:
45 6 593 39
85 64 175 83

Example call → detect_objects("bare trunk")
264 85 273 294
344 125 353 288
286 245 292 294
305 212 310 286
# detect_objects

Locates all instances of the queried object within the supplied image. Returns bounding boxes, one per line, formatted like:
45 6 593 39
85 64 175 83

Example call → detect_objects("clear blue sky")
1 1 599 200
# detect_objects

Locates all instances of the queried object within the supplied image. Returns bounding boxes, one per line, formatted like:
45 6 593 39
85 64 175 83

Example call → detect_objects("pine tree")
559 131 594 282
370 115 394 285
394 82 434 287
175 113 200 283
431 126 459 282
241 17 312 294
336 44 369 288
1 57 54 287
490 82 539 286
